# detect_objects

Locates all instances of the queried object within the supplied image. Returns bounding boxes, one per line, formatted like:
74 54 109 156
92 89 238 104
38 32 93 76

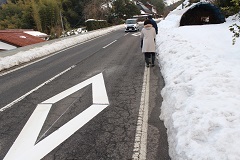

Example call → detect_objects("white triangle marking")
4 73 109 160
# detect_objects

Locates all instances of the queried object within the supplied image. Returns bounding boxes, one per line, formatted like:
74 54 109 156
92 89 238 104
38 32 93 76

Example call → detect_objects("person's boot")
152 53 155 67
145 58 150 67
152 61 155 67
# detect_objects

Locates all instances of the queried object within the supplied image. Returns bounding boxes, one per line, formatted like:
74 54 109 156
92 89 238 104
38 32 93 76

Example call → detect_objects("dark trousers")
144 52 155 65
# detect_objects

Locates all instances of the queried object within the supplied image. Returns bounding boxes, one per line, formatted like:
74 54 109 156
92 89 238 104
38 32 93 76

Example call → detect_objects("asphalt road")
0 27 170 160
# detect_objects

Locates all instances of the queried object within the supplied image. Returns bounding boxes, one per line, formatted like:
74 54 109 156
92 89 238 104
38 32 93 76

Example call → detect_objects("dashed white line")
132 32 141 36
103 40 117 48
0 33 111 77
0 65 76 112
132 66 150 160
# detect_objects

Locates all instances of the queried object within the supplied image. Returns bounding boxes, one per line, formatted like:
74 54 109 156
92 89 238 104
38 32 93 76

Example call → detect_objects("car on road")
125 19 139 32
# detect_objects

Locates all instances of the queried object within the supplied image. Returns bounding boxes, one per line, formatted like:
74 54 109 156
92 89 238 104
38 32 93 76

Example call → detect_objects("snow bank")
157 7 240 160
0 25 124 72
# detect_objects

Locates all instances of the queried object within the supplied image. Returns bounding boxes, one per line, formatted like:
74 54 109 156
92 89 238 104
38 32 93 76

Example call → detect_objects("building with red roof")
0 30 46 51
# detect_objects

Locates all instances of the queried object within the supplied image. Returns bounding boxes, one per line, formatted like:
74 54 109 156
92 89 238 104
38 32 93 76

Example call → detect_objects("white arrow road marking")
4 73 109 160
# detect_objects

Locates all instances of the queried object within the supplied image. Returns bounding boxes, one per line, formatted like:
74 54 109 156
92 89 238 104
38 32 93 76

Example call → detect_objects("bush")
86 19 109 31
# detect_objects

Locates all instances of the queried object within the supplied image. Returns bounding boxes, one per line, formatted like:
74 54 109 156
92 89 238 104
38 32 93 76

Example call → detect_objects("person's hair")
144 19 152 25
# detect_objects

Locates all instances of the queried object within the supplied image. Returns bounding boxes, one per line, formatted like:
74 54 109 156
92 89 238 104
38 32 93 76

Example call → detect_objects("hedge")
86 20 109 31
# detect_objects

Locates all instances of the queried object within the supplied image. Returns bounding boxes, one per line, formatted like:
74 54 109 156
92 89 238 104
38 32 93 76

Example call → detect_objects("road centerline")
102 40 117 48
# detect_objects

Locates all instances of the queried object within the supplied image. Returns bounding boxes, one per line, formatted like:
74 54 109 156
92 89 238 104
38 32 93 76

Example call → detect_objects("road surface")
0 27 170 160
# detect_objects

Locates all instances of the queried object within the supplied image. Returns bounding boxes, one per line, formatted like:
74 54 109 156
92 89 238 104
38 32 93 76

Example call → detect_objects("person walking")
140 19 156 67
148 15 158 34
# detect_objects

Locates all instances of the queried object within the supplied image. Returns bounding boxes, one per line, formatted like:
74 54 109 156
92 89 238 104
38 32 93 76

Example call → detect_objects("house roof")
0 31 45 47
24 31 49 39
136 1 152 14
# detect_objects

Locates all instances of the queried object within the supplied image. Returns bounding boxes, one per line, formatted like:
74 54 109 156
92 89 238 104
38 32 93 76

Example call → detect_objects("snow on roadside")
0 25 124 72
1 6 240 159
156 6 240 160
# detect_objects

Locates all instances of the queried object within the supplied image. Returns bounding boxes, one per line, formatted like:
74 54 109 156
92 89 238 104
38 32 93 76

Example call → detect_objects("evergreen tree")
112 0 140 19
38 0 61 37
229 0 240 45
31 0 42 31
0 0 34 29
61 0 86 28
150 0 165 15
125 1 141 18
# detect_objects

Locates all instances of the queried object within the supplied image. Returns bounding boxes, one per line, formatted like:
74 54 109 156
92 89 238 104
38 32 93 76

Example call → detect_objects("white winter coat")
140 24 156 53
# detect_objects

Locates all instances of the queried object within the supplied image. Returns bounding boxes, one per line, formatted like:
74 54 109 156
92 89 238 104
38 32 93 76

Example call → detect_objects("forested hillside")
0 0 165 38
0 0 238 39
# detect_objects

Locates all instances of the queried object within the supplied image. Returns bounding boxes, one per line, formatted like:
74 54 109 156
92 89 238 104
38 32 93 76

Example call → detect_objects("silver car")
125 19 139 32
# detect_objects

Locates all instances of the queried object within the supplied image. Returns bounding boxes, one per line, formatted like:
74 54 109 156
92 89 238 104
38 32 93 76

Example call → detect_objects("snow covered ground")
0 4 240 159
156 5 240 160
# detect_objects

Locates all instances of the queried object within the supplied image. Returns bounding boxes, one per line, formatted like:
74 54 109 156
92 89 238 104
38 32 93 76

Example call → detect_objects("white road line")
132 66 150 160
103 40 117 48
4 73 109 160
0 33 110 77
0 50 68 77
0 65 76 112
124 33 129 36
132 32 141 36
